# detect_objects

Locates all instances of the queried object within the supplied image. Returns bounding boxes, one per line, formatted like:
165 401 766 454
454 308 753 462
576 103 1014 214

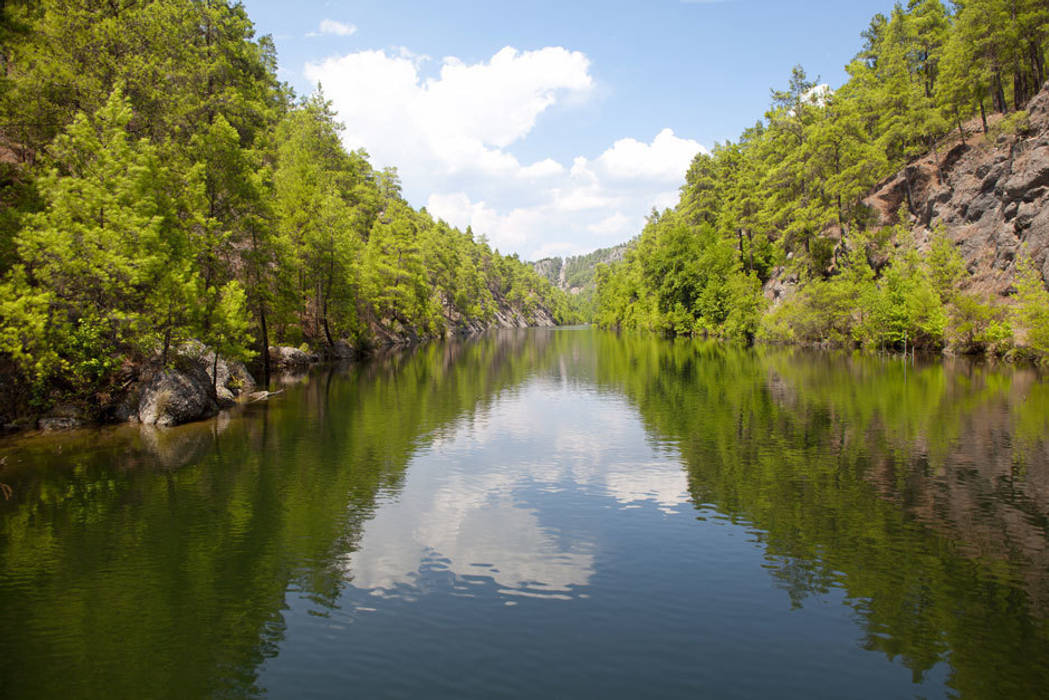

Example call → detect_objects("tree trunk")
1032 43 1046 87
323 242 336 348
979 98 988 134
212 350 219 395
161 303 173 365
259 305 270 387
904 168 915 215
322 298 335 348
992 72 1007 113
162 326 171 366
931 139 943 185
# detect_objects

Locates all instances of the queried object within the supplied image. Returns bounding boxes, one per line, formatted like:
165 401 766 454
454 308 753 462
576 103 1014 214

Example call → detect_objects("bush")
989 110 1031 140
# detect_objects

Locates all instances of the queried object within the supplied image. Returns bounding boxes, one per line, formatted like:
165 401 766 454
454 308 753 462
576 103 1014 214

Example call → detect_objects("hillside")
764 83 1049 308
867 90 1049 297
533 243 631 320
0 0 573 430
594 1 1049 359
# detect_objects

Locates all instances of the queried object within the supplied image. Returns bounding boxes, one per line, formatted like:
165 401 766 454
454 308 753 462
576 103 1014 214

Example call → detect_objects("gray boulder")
1002 145 1049 201
137 363 219 427
179 342 256 407
268 345 320 368
206 355 256 407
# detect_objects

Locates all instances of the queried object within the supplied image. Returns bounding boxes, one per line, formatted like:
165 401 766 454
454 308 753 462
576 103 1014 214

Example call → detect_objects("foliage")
0 0 573 404
595 0 1049 358
593 212 765 340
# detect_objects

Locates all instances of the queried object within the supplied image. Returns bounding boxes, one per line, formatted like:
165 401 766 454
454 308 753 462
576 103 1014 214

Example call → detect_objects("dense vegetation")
0 0 572 407
594 0 1049 358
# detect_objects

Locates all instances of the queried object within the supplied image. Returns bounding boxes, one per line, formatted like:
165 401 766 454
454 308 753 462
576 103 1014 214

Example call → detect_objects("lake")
1 328 1048 698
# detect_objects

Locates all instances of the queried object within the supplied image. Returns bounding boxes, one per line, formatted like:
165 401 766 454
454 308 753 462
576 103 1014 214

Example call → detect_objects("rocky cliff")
866 82 1049 296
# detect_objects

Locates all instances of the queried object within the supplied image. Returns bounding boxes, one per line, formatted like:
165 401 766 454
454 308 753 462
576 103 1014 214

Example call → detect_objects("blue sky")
242 0 891 259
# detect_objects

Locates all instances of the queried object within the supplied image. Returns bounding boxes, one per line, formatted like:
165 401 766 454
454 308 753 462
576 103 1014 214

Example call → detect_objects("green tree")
1012 252 1049 358
0 87 200 389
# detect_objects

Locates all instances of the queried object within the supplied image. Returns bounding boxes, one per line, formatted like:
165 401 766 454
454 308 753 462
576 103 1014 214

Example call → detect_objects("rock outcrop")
181 342 256 408
36 404 87 431
442 303 557 337
533 243 631 297
763 82 1049 306
136 362 220 427
863 81 1049 297
115 344 257 428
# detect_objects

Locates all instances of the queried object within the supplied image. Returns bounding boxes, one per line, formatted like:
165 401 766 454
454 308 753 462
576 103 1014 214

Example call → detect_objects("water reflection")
343 379 691 601
1 329 1048 697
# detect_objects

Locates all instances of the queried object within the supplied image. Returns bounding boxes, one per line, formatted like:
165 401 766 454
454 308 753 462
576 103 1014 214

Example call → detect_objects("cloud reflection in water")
341 378 691 600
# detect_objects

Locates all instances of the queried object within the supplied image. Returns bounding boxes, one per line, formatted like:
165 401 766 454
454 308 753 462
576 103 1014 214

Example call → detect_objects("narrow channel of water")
1 328 1047 698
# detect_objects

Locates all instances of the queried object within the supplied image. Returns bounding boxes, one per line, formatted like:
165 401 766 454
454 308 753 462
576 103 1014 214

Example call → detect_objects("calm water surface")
2 329 1048 698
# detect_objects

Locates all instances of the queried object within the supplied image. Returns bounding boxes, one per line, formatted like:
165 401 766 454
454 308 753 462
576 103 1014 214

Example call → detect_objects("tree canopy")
0 0 573 408
594 0 1049 359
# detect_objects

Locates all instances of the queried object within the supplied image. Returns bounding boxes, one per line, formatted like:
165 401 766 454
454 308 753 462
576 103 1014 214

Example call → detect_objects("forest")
593 0 1049 359
0 0 574 410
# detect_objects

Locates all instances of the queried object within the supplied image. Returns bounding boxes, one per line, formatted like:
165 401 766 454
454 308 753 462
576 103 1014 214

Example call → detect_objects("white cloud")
306 46 591 177
305 46 706 259
519 158 565 179
596 128 707 181
315 19 357 37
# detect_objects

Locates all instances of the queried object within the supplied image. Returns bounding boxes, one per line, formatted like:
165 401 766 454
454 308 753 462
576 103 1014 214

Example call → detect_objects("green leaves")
3 87 191 383
597 0 1049 357
207 280 255 364
0 0 578 411
596 214 765 339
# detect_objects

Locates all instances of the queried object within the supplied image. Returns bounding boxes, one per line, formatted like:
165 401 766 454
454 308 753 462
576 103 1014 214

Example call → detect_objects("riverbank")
0 306 560 435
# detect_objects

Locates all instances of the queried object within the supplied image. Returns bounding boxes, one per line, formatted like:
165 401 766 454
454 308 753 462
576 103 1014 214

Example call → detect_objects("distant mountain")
533 243 631 294
531 243 632 322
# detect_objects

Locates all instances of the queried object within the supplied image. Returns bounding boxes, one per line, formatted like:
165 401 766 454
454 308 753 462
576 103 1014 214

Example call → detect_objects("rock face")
136 362 219 427
441 303 557 337
532 243 630 296
36 404 86 431
122 344 257 428
180 342 256 408
493 306 557 329
762 270 800 305
862 81 1049 297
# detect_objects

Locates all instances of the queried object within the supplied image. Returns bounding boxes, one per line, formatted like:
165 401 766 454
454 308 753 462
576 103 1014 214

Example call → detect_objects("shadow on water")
0 328 1048 697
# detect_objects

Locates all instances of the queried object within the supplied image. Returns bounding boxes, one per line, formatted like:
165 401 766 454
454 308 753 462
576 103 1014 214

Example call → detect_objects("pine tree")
1 87 201 385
